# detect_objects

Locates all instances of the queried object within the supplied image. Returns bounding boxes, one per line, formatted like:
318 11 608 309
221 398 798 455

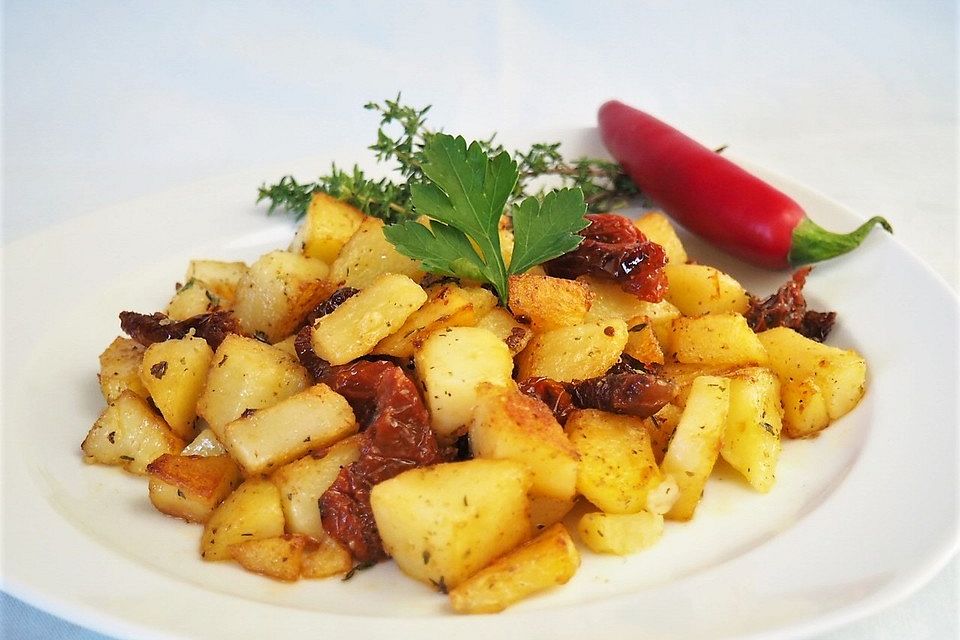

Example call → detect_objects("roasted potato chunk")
329 217 425 288
577 510 664 555
507 274 592 332
290 192 365 263
147 454 241 523
372 283 478 358
201 479 285 561
633 211 687 265
516 319 628 382
98 336 149 403
184 260 248 305
139 336 214 439
719 368 783 492
474 307 534 356
229 534 306 581
664 264 750 317
670 313 768 366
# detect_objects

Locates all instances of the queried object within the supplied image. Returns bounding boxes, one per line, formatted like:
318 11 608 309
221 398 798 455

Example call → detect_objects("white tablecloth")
2 1 956 638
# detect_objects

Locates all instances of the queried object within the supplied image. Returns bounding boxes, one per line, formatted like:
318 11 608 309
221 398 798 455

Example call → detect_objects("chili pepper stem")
788 216 893 266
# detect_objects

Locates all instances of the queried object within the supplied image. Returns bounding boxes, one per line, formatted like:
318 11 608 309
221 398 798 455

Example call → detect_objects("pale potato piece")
469 383 579 500
370 459 532 590
166 278 222 320
202 479 285 561
271 334 298 358
566 409 669 514
185 260 248 304
645 403 683 463
98 336 149 403
634 211 687 265
474 307 533 356
577 510 664 555
579 275 681 345
270 436 361 538
330 217 425 288
516 319 628 383
300 533 353 579
448 523 579 614
139 336 214 439
372 283 477 358
182 427 226 457
528 495 576 535
507 274 592 332
780 376 831 438
457 285 499 318
670 313 768 366
664 264 750 317
229 534 305 582
719 368 783 492
415 327 514 437
222 384 357 476
757 327 867 421
290 192 365 263
661 376 731 520
147 454 240 523
197 334 311 438
659 362 744 408
311 273 427 365
233 250 333 343
81 390 184 474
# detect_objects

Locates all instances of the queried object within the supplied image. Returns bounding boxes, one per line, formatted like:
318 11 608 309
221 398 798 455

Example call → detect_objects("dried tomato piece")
517 377 577 425
545 213 668 302
319 362 446 563
746 267 836 342
119 310 240 350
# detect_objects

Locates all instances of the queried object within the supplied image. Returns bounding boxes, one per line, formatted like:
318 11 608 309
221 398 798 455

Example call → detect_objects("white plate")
2 130 957 640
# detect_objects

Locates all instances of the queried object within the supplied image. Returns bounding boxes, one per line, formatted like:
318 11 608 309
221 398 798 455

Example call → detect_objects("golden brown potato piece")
290 192 365 263
507 274 592 332
470 383 579 500
623 317 664 365
311 273 427 365
98 336 149 403
719 368 783 492
474 307 534 356
221 384 357 476
81 390 184 475
184 260 248 305
669 313 768 366
147 454 241 523
201 479 285 561
661 376 731 520
370 459 532 590
372 283 477 358
181 427 226 457
300 533 353 579
229 534 305 581
633 211 687 265
139 336 214 439
166 278 222 321
577 510 664 555
664 264 750 317
516 319 628 383
329 217 425 288
448 523 579 614
780 377 831 438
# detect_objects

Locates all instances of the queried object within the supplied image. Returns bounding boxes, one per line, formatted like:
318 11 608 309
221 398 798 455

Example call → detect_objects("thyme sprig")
257 95 641 221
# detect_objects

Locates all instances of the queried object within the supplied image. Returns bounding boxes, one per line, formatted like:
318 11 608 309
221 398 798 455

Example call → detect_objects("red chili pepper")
597 100 892 269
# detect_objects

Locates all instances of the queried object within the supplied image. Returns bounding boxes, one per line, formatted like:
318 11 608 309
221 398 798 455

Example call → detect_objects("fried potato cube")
185 260 248 305
566 409 670 514
449 523 579 614
139 336 214 439
659 362 743 407
661 376 731 520
634 211 687 265
780 377 831 438
415 327 514 437
670 313 768 366
623 317 664 365
311 273 427 365
579 275 681 345
222 384 357 476
457 285 499 318
719 368 783 492
370 459 532 590
516 319 628 383
507 274 592 332
166 278 222 320
197 335 310 438
664 264 750 317
330 217 425 288
233 250 333 343
229 534 305 582
146 454 240 523
470 383 579 500
182 427 226 457
300 533 353 579
372 283 477 358
270 436 361 537
201 478 285 561
98 336 149 403
474 307 533 356
528 496 576 535
81 390 184 474
577 510 664 555
757 327 867 421
646 403 683 463
290 192 365 263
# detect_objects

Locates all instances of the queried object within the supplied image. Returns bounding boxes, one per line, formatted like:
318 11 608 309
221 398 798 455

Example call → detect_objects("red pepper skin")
598 100 890 269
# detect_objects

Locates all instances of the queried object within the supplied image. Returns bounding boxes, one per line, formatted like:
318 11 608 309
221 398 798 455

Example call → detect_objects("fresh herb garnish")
257 95 639 221
384 133 588 303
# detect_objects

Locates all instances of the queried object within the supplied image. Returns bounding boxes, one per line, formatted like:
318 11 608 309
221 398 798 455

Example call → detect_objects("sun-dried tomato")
319 361 447 564
119 310 240 350
746 267 836 342
545 213 669 302
519 364 676 425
